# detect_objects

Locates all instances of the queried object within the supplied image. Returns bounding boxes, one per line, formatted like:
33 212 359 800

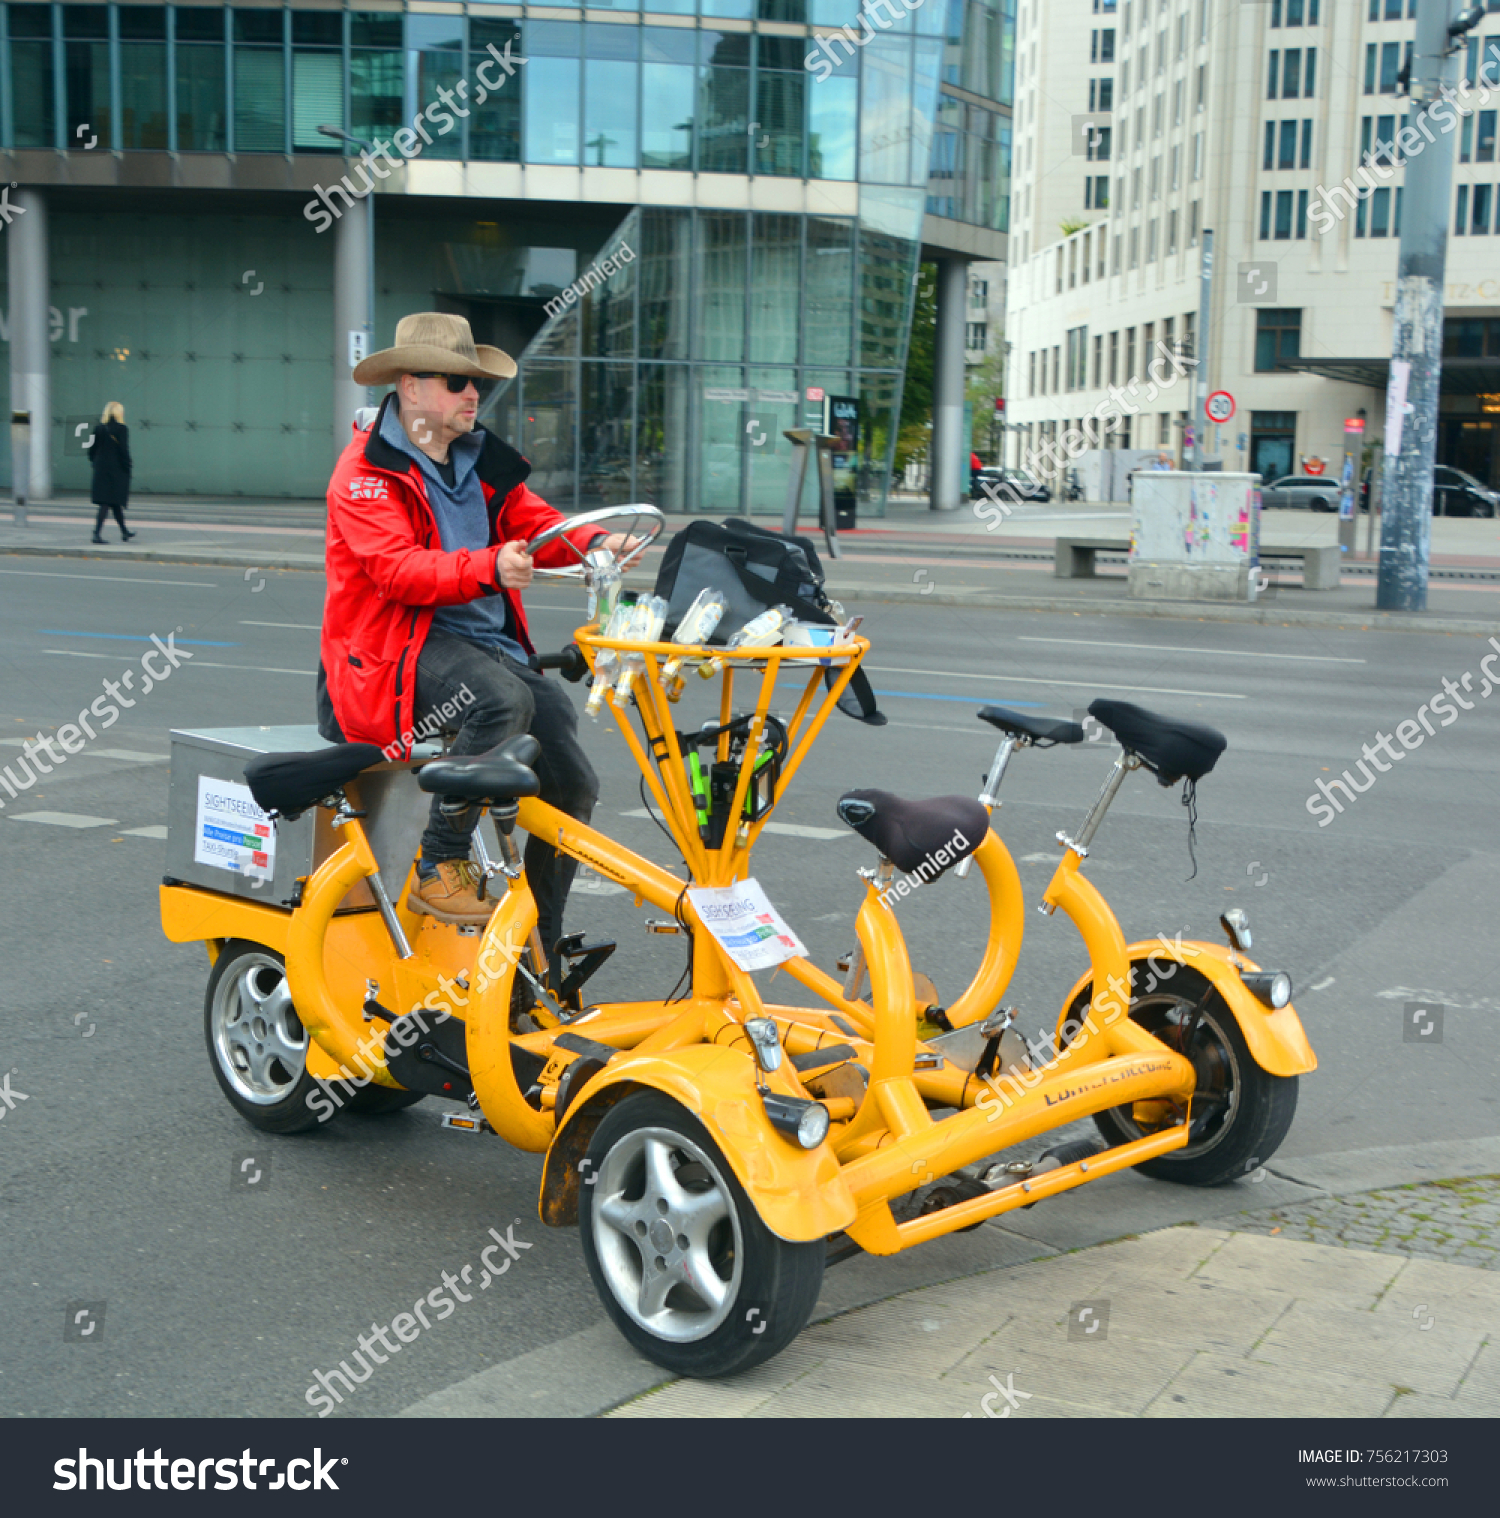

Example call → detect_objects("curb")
394 1134 1500 1420
0 543 325 572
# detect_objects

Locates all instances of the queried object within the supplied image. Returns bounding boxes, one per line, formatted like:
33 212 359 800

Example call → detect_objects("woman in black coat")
90 401 133 542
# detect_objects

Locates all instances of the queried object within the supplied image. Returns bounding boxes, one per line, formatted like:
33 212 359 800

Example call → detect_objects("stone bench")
1054 537 1342 591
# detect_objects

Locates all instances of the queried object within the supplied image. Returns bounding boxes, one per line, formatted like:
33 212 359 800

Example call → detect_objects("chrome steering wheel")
525 503 665 581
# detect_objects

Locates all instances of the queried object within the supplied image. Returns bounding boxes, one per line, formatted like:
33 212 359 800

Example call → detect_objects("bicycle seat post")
1058 749 1140 858
956 734 1018 880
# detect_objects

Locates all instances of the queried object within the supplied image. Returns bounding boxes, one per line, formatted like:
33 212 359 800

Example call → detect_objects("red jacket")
321 396 601 757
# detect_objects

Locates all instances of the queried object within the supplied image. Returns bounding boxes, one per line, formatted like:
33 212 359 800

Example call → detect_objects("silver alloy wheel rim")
591 1124 744 1344
211 952 308 1106
1118 997 1241 1158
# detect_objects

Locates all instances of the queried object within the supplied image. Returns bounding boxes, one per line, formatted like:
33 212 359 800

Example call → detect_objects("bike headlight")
1240 970 1292 1009
1220 908 1252 952
762 1093 830 1149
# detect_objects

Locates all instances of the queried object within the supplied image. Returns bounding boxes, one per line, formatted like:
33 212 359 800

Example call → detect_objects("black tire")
204 941 328 1134
579 1092 824 1378
1310 496 1330 512
345 1085 425 1116
1065 964 1299 1187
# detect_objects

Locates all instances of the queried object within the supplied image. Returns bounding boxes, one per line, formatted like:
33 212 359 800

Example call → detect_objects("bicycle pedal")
439 1111 492 1135
643 918 681 934
553 933 616 1010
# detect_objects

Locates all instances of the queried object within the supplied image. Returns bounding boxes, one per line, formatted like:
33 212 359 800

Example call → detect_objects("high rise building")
1005 0 1500 497
1 0 1011 514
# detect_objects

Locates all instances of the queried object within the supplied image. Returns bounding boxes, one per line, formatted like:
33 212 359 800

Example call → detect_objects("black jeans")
413 627 599 974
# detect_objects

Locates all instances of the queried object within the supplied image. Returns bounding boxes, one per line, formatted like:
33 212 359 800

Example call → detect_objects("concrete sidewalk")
610 1176 1500 1420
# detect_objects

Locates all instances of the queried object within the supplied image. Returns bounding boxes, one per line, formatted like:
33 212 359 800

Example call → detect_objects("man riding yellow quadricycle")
159 317 1316 1379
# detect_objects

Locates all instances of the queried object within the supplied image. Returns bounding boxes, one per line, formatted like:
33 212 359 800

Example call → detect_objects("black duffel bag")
653 518 884 725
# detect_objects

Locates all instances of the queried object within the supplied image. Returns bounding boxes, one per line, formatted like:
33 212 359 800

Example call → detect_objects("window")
1297 188 1309 237
1301 118 1313 168
526 21 582 166
1129 225 1139 267
1255 309 1302 371
1176 12 1186 57
234 9 287 154
176 8 228 152
1268 50 1279 100
967 321 988 351
1278 119 1297 169
1147 216 1158 260
409 15 464 164
1189 199 1199 243
1092 29 1116 63
291 12 344 154
1380 41 1401 94
1093 333 1104 387
1479 110 1497 161
1109 329 1120 385
1086 124 1112 161
1305 48 1317 96
352 12 404 152
1170 143 1180 190
972 277 989 304
1090 77 1115 112
1156 27 1166 75
1173 78 1183 126
1192 130 1203 178
1260 189 1272 239
1364 44 1376 96
1149 154 1160 198
1052 345 1061 392
1461 113 1474 163
1029 351 1037 396
754 34 805 177
1274 188 1294 238
1131 165 1142 207
1125 326 1137 380
1167 208 1178 253
1456 183 1469 235
471 17 522 161
64 5 111 154
1474 183 1493 234
1282 49 1301 98
1195 63 1205 110
1085 173 1110 208
1152 92 1162 136
119 8 168 150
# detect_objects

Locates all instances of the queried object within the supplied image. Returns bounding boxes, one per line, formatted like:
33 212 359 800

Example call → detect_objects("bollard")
11 410 30 527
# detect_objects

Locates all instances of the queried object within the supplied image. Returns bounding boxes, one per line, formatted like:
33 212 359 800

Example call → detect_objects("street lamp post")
318 125 377 406
1377 2 1485 611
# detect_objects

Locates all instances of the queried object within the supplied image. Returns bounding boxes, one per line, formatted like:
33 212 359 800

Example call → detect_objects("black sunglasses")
409 372 493 395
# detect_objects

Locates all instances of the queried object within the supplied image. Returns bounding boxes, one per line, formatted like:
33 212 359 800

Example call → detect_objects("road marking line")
1019 636 1365 664
38 629 239 647
240 621 321 630
121 825 169 839
0 568 219 586
620 808 847 841
8 811 120 828
0 739 166 762
41 650 314 676
874 689 1045 707
868 665 1247 701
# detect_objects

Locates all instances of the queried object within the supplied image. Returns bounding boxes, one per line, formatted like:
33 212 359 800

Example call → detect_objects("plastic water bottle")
663 589 728 702
698 605 790 679
614 595 670 704
585 596 637 717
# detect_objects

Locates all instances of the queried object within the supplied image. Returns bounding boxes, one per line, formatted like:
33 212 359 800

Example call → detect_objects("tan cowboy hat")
352 311 516 386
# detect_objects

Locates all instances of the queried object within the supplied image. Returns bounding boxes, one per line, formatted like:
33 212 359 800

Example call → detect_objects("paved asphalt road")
1 554 1497 1417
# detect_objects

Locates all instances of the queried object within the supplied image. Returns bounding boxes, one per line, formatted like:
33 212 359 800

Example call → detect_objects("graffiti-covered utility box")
1128 472 1262 601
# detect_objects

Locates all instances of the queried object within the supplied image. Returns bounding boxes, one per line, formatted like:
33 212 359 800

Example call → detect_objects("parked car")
1432 465 1499 518
971 466 1051 503
1260 474 1342 512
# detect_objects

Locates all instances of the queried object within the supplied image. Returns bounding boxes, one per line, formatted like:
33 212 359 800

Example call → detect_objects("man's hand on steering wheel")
597 531 643 558
495 539 534 589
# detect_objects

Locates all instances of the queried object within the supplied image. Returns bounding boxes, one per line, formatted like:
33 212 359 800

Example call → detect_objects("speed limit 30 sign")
1205 390 1236 424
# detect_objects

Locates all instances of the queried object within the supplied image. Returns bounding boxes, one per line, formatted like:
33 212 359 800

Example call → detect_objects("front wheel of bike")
579 1092 824 1377
1068 966 1299 1186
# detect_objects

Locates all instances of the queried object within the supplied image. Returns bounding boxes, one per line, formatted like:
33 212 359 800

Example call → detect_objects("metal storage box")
165 725 439 909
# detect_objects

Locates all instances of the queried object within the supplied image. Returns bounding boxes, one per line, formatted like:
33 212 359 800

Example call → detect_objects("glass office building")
0 1 1011 507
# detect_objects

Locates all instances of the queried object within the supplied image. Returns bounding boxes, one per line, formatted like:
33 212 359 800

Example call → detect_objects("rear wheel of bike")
204 941 326 1134
1067 965 1298 1187
579 1092 824 1378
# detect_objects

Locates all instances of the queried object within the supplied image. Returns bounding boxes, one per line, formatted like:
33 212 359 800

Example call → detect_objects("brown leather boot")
407 859 496 925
